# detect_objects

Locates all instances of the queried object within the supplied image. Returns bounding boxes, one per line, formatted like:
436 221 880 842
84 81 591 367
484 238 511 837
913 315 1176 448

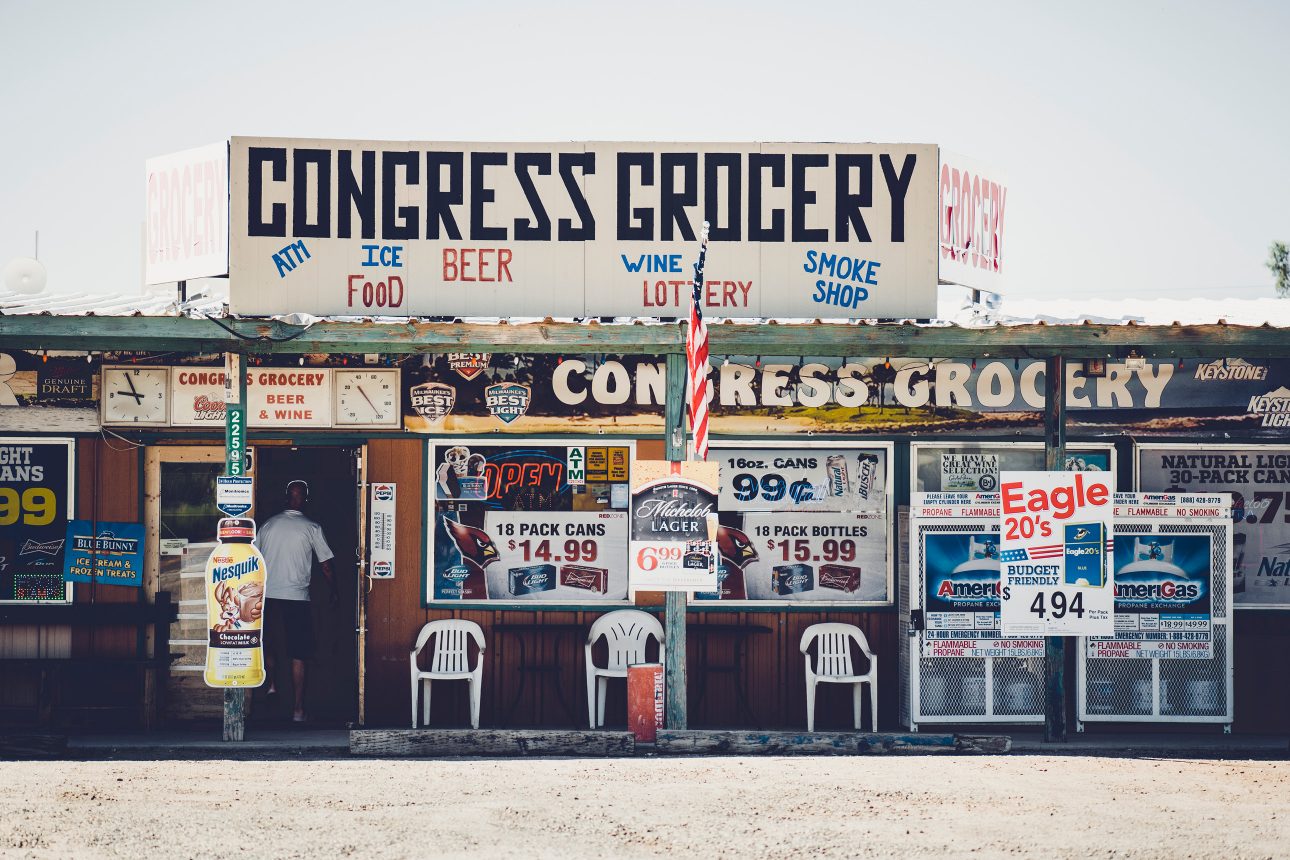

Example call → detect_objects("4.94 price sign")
999 471 1115 637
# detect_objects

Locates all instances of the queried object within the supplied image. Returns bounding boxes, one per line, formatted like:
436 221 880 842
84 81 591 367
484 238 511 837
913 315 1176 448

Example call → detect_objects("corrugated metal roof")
0 285 225 318
1 283 1286 328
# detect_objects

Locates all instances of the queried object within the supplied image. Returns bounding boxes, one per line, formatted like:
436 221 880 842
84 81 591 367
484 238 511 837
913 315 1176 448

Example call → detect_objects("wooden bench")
0 592 178 729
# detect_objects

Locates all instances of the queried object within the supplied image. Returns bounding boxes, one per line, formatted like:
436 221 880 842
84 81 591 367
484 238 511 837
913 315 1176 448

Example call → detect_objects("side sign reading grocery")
228 139 939 320
999 471 1115 637
629 461 719 592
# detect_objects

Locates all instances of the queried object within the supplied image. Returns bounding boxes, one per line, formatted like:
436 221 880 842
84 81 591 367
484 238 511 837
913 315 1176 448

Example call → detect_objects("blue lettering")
819 252 837 277
362 244 380 266
621 254 645 273
273 252 293 278
803 249 818 274
813 279 826 302
866 261 880 285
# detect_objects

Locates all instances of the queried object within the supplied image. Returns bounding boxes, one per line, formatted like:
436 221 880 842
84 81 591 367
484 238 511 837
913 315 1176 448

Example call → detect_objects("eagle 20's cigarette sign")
999 471 1115 637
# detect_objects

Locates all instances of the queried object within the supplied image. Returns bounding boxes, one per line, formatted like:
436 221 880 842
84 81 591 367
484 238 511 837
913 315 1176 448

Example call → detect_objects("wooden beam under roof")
0 314 1287 358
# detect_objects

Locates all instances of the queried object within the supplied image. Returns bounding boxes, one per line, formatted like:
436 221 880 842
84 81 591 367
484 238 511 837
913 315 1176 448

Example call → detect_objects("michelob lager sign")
630 460 720 592
999 471 1115 637
204 517 267 688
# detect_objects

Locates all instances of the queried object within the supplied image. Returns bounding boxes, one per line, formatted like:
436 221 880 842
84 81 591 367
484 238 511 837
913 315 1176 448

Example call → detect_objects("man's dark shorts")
266 598 315 660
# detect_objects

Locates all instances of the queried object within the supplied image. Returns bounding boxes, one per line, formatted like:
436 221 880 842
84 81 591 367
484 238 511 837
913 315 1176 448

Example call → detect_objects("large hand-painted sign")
227 139 940 319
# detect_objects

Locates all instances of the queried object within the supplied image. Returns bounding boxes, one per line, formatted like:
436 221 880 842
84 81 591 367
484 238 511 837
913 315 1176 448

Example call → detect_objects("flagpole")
664 221 711 731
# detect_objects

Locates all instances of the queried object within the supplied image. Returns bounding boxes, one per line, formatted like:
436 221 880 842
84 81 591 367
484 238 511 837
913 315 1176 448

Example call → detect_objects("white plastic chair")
585 610 665 729
800 623 877 732
410 620 486 729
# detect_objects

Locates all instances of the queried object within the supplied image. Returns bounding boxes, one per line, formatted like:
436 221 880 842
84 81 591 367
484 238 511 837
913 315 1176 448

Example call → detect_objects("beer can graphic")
508 564 556 596
1063 522 1105 587
772 563 815 595
856 453 879 501
826 455 849 498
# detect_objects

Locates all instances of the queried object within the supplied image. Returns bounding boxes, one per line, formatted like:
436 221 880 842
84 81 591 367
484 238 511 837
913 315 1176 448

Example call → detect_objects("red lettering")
498 248 512 281
347 273 364 306
460 248 474 281
1001 482 1025 513
443 248 458 281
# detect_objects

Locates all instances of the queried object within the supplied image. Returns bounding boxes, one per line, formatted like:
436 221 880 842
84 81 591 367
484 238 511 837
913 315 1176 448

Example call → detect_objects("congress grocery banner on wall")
228 139 939 319
629 460 719 592
0 438 73 602
1138 444 1290 608
400 354 1290 438
999 471 1116 637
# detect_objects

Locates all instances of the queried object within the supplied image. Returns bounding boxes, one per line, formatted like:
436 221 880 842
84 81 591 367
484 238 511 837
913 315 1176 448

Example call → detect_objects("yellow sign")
203 524 267 688
586 447 609 481
608 447 630 482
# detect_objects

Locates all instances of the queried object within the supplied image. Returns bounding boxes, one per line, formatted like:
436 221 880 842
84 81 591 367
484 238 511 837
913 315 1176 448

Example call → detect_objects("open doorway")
250 445 360 726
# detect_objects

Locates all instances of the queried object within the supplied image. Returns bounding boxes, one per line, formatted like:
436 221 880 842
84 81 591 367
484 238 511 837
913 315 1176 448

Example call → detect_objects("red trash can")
627 663 664 743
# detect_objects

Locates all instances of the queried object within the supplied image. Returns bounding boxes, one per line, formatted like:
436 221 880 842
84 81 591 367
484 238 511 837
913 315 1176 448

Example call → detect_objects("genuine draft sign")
227 139 939 320
999 472 1115 637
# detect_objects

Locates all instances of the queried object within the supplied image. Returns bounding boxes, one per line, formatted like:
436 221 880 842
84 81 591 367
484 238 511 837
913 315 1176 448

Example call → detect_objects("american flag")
687 221 711 460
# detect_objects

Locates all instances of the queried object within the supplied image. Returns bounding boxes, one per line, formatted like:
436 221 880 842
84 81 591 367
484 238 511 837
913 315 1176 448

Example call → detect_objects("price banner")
478 511 628 600
630 461 719 592
0 439 72 602
1138 445 1290 607
718 448 885 513
999 471 1115 637
706 511 885 602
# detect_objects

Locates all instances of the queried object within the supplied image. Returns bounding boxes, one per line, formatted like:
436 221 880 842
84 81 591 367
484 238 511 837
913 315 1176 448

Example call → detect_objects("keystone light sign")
225 139 946 319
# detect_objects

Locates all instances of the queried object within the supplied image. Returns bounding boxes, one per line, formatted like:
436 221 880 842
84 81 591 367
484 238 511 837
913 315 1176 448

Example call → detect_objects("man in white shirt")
257 479 336 723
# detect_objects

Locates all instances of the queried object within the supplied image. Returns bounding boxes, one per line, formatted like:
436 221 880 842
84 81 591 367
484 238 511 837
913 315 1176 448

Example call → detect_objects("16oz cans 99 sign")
999 471 1116 637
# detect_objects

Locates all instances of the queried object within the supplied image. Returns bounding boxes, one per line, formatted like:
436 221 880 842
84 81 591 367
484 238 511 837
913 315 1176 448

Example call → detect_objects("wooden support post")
223 352 247 742
1043 355 1067 743
664 351 688 730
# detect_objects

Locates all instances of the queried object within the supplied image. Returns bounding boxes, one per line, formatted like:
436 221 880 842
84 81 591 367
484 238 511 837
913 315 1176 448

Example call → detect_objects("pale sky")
1 0 1287 301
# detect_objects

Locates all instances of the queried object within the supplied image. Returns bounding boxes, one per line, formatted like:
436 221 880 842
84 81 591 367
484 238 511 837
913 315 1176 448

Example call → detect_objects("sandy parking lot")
0 755 1284 858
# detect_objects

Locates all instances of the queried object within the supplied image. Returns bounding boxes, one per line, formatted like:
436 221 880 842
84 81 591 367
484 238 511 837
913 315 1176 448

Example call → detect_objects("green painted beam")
1 314 1288 358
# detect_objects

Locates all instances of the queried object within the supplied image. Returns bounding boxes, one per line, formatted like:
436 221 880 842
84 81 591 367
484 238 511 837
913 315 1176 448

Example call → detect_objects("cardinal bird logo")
443 517 500 570
717 525 758 569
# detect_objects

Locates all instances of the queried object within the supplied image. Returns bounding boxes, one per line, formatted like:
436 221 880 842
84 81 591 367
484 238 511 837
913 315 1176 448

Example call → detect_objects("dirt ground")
0 755 1284 858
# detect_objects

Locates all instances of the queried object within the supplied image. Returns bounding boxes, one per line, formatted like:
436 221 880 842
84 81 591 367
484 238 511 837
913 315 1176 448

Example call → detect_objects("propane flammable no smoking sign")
999 471 1115 637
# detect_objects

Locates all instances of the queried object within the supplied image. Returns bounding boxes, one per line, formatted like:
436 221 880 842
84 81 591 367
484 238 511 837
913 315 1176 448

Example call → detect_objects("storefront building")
1 139 1286 734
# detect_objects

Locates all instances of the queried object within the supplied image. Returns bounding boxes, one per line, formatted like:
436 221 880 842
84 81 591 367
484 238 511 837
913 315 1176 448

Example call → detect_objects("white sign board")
630 461 719 592
369 482 396 578
170 367 333 427
937 150 1006 293
216 476 253 517
145 142 230 285
999 471 1115 636
227 138 939 320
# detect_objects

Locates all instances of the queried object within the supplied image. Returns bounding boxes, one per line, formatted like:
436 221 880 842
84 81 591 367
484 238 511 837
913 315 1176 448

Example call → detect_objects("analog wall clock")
101 366 170 426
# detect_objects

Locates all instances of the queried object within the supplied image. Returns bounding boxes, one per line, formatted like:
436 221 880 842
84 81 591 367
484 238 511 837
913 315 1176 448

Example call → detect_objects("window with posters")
426 441 633 604
0 437 74 603
1137 443 1290 608
700 443 892 604
912 442 1115 494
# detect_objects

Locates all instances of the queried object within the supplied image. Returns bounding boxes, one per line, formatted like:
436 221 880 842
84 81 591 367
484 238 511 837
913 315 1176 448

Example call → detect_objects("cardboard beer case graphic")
203 518 267 688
